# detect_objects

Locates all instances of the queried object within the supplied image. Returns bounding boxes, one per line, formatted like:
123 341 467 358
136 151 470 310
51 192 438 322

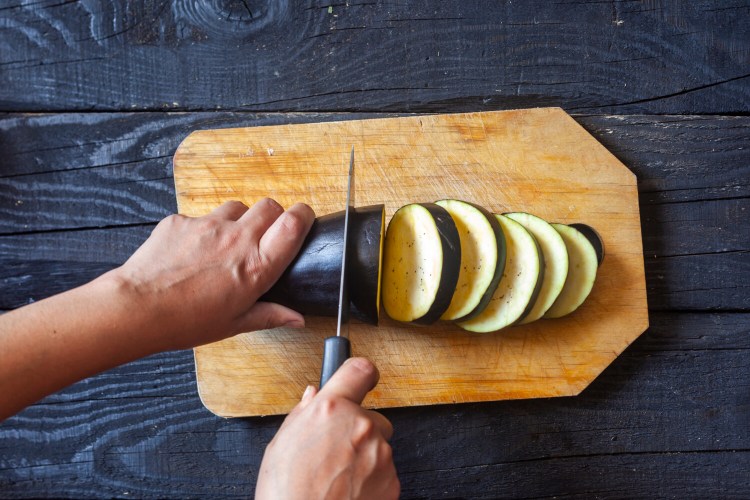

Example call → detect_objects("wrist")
92 267 173 356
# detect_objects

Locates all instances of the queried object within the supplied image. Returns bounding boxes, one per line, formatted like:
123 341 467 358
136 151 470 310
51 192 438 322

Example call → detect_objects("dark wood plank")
397 452 750 499
1 312 748 497
579 115 750 204
0 1 747 113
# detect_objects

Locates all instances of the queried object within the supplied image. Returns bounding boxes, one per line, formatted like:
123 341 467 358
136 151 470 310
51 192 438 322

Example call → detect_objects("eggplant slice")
458 214 543 333
569 223 605 265
382 203 461 324
261 204 385 325
435 200 506 321
543 223 599 319
505 212 569 325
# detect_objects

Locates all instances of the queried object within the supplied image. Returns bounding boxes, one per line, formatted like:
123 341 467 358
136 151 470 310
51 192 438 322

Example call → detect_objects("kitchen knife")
319 146 354 388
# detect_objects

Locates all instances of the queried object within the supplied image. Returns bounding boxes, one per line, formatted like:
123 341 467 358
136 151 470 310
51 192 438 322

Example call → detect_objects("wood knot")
173 0 290 39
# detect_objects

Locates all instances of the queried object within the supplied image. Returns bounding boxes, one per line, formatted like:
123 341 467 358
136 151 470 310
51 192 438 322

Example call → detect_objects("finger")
284 385 317 425
258 203 315 273
318 357 379 404
366 409 394 441
210 200 249 221
235 301 305 332
297 385 318 412
238 197 286 236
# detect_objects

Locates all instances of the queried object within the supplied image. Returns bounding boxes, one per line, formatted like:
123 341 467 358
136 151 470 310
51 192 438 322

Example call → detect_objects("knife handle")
319 336 351 388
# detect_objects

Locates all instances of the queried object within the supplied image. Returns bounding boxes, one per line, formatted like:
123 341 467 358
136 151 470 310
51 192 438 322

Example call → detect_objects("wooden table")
1 2 748 498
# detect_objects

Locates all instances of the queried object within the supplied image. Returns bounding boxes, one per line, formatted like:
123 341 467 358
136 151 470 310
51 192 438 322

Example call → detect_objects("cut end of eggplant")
382 203 460 325
505 212 569 325
458 214 543 333
569 223 605 266
375 208 385 319
543 223 599 319
435 199 506 322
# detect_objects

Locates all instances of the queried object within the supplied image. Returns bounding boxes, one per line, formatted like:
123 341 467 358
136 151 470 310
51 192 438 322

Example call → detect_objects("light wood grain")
173 108 648 416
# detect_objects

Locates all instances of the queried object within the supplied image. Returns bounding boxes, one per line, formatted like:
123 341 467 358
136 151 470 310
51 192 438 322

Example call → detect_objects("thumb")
317 357 379 404
236 301 305 332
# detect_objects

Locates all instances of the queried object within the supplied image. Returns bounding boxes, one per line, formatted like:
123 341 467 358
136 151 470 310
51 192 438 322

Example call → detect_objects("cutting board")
173 108 648 417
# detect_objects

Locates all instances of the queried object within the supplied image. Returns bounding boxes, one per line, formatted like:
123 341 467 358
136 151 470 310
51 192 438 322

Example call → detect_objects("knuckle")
242 252 266 286
257 197 283 214
314 396 338 418
378 440 394 463
277 210 308 237
160 213 182 227
351 416 376 446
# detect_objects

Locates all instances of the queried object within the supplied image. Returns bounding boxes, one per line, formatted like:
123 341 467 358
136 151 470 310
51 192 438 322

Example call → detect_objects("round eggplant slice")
569 223 605 265
261 204 385 325
458 214 543 333
382 203 461 325
435 200 506 322
505 212 569 324
543 223 599 319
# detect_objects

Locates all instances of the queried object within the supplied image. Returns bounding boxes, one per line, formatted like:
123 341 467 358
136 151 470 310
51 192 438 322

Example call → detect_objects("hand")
256 358 400 500
112 198 315 351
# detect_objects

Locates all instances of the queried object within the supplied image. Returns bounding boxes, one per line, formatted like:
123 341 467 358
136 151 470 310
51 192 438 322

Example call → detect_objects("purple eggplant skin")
261 205 384 325
569 223 605 266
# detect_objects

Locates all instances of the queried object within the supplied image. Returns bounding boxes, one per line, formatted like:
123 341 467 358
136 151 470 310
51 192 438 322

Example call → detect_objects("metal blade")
336 146 355 338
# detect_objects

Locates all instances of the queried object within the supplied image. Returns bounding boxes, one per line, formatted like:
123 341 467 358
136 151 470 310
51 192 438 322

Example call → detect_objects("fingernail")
302 385 314 400
283 319 305 328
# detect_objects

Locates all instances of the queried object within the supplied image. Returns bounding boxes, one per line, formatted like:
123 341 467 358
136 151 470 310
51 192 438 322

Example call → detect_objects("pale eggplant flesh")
458 214 544 333
543 223 599 319
435 199 506 322
381 203 461 325
261 204 385 325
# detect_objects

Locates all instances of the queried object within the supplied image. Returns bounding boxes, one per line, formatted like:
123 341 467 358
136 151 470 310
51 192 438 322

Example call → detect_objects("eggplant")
505 212 569 325
261 204 385 325
569 223 605 265
381 203 461 325
543 223 599 319
458 214 544 333
435 199 506 322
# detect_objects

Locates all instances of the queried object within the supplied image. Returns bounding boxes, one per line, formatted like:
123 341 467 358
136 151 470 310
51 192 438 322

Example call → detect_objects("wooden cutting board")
173 108 648 417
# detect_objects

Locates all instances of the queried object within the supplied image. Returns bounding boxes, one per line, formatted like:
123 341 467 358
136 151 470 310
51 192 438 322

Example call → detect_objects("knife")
319 146 355 388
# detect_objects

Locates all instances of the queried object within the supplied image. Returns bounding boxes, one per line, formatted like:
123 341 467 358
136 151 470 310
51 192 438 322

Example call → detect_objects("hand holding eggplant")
114 198 316 351
0 198 315 421
256 358 400 500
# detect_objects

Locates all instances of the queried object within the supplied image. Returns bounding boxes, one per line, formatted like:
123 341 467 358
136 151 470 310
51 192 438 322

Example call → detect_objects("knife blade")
319 146 355 388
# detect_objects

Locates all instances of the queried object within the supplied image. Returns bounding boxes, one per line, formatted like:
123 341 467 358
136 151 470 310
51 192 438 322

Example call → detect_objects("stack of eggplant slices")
382 200 604 332
264 199 604 333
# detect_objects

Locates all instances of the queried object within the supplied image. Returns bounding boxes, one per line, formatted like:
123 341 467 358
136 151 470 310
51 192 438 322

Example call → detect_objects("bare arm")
0 198 315 421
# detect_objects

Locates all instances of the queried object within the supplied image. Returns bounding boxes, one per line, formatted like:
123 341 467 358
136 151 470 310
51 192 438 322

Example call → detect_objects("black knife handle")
319 336 351 388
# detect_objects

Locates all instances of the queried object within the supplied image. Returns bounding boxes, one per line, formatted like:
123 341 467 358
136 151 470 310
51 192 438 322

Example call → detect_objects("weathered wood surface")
1 112 748 497
0 1 747 114
1 0 749 496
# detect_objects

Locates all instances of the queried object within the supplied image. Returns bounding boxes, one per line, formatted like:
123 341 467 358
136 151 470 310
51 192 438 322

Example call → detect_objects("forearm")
0 271 162 421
